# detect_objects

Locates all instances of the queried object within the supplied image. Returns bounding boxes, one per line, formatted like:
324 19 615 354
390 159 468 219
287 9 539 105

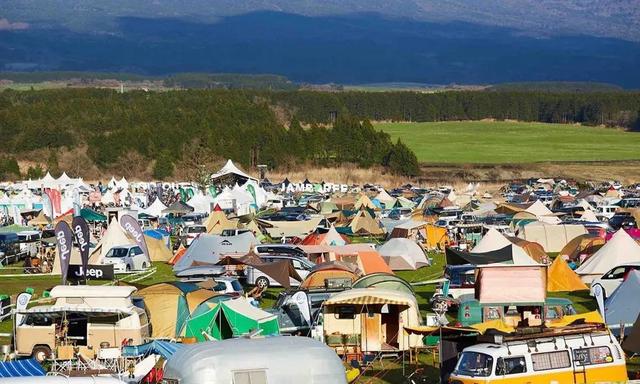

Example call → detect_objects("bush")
153 150 174 180
385 139 420 177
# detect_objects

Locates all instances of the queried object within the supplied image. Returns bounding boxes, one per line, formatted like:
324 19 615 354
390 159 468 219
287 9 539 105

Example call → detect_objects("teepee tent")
547 256 588 292
203 210 238 234
576 229 640 283
373 189 396 208
354 194 376 210
350 210 384 236
142 198 168 217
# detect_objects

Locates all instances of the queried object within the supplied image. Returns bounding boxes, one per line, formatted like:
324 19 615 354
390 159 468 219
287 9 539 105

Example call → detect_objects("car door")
291 259 311 286
600 266 626 296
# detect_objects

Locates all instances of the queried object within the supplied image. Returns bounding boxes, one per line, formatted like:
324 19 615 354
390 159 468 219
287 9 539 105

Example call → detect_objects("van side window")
531 350 571 371
573 346 613 366
604 267 626 280
496 356 527 375
233 369 267 384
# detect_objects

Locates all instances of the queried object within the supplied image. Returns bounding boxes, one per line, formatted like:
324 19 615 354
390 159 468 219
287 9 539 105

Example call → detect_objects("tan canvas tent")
517 222 587 253
145 235 173 262
204 210 238 234
349 211 384 236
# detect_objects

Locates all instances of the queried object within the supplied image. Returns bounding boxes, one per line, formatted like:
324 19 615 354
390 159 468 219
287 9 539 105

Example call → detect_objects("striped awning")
325 295 410 306
0 359 45 378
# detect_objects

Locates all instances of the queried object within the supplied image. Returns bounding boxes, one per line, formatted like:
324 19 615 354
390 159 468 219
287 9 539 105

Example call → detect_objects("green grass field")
376 121 640 163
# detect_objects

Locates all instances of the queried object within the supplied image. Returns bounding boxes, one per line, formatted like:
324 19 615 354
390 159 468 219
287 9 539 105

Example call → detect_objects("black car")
609 214 637 231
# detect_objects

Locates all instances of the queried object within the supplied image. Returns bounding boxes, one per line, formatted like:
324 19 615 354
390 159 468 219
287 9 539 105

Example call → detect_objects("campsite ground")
0 256 628 382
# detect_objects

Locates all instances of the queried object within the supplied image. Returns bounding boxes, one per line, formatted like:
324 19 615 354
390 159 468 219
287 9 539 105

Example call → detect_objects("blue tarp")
0 359 45 377
122 340 184 360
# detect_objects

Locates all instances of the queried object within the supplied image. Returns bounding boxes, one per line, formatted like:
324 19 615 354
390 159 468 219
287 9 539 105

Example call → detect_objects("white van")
14 285 149 362
595 205 618 219
590 262 640 299
102 245 150 272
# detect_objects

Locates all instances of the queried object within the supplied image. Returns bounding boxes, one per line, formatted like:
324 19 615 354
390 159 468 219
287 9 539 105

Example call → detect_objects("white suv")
245 255 314 289
102 245 150 272
590 262 640 299
184 225 207 246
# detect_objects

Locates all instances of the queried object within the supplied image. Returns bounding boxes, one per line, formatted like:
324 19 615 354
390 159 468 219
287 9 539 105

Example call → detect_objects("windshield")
231 280 243 291
106 248 129 258
188 226 206 234
455 352 493 377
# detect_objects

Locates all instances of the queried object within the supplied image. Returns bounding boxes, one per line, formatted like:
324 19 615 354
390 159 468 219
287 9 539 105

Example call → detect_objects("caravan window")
573 346 613 366
233 370 267 384
531 350 571 371
496 356 527 375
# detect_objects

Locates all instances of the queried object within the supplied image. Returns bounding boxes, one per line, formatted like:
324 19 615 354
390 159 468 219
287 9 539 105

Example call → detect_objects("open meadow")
376 121 640 164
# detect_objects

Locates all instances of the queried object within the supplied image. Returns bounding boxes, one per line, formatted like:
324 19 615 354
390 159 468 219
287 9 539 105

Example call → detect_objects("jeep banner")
71 216 91 281
68 264 114 281
54 221 74 285
120 214 150 260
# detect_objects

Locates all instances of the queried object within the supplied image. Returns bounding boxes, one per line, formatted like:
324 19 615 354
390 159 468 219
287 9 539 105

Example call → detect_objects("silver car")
245 255 314 288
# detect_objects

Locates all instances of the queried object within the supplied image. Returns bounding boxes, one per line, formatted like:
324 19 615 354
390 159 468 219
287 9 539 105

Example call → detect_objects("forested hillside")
0 88 638 180
0 89 418 180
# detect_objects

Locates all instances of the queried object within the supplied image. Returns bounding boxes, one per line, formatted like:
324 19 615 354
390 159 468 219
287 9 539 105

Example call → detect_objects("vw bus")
449 325 627 384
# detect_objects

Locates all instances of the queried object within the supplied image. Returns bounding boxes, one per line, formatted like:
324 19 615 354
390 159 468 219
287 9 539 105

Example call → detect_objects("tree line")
264 90 640 128
0 89 419 180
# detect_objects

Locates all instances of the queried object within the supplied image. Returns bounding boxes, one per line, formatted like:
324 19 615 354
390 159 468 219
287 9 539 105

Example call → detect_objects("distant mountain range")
1 1 639 87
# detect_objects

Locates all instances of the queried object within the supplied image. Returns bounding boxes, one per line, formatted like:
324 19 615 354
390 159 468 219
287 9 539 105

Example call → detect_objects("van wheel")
592 284 606 300
256 277 270 289
141 262 147 270
32 345 51 363
126 264 131 272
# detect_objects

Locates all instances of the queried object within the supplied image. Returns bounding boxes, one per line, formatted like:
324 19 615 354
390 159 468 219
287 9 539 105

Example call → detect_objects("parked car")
590 262 640 299
596 205 618 219
211 276 244 297
183 225 207 246
245 255 315 288
102 245 150 272
608 213 637 231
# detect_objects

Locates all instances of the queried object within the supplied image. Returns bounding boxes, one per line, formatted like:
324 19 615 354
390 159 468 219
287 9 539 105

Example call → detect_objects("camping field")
376 121 640 164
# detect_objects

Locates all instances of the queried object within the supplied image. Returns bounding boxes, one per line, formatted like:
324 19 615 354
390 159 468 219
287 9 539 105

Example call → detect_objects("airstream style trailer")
162 337 347 384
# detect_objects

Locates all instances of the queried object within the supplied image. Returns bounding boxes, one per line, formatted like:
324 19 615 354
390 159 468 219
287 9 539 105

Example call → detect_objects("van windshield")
455 352 493 377
106 248 129 258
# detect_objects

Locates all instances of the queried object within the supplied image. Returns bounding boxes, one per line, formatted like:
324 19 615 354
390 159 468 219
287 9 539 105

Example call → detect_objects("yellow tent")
204 210 238 234
471 319 516 334
424 224 449 250
28 211 51 226
547 311 604 328
145 235 173 262
547 256 588 292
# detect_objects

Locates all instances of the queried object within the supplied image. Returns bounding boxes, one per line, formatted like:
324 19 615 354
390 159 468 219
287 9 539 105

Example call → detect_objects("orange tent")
547 256 588 292
356 251 393 275
168 246 186 265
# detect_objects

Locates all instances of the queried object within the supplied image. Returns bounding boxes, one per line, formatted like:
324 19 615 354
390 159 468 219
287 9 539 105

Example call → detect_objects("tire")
592 284 606 300
255 276 270 289
32 345 51 363
141 262 147 270
126 264 131 272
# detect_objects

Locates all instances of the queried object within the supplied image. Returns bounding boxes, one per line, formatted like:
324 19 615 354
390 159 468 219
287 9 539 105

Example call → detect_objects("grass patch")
376 121 640 164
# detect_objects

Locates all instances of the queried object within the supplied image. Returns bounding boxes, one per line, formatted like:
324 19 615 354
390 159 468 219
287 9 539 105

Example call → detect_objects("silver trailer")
163 336 347 384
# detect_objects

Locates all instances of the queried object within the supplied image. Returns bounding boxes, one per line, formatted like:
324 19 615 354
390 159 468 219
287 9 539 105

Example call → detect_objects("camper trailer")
162 337 347 384
449 325 627 383
14 285 149 362
321 288 423 353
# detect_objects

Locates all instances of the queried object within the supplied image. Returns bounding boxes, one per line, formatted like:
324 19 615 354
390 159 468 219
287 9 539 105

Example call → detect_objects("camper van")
456 295 577 327
448 325 627 383
14 285 149 362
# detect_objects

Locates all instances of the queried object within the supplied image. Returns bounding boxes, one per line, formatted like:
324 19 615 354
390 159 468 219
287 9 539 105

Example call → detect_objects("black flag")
72 216 91 282
54 221 73 285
